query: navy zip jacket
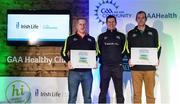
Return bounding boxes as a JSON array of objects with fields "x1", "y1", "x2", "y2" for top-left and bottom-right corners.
[
  {"x1": 97, "y1": 29, "x2": 126, "y2": 65},
  {"x1": 61, "y1": 33, "x2": 96, "y2": 71},
  {"x1": 127, "y1": 25, "x2": 161, "y2": 71}
]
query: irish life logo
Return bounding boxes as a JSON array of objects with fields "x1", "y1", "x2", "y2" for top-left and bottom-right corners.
[{"x1": 5, "y1": 80, "x2": 31, "y2": 104}]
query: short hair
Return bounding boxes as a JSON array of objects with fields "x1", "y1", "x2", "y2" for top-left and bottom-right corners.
[
  {"x1": 136, "y1": 11, "x2": 147, "y2": 21},
  {"x1": 106, "y1": 15, "x2": 117, "y2": 23},
  {"x1": 77, "y1": 17, "x2": 86, "y2": 23}
]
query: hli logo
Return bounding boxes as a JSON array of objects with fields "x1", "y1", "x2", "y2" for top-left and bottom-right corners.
[{"x1": 5, "y1": 80, "x2": 31, "y2": 104}]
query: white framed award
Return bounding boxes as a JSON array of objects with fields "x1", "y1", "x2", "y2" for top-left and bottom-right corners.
[
  {"x1": 70, "y1": 50, "x2": 96, "y2": 68},
  {"x1": 131, "y1": 48, "x2": 158, "y2": 65}
]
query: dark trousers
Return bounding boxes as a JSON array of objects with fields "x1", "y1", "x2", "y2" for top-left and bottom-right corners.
[{"x1": 98, "y1": 64, "x2": 124, "y2": 103}]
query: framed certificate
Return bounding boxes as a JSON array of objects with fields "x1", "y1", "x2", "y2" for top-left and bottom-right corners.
[
  {"x1": 131, "y1": 48, "x2": 158, "y2": 65},
  {"x1": 70, "y1": 50, "x2": 96, "y2": 68}
]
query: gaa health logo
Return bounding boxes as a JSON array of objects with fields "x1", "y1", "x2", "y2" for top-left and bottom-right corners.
[{"x1": 5, "y1": 80, "x2": 31, "y2": 104}]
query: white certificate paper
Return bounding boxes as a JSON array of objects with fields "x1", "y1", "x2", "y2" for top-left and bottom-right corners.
[
  {"x1": 70, "y1": 50, "x2": 96, "y2": 68},
  {"x1": 131, "y1": 48, "x2": 158, "y2": 65}
]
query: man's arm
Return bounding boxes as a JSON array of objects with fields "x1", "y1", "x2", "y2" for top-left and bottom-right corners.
[
  {"x1": 96, "y1": 35, "x2": 102, "y2": 57},
  {"x1": 61, "y1": 37, "x2": 70, "y2": 63},
  {"x1": 121, "y1": 34, "x2": 126, "y2": 58},
  {"x1": 126, "y1": 32, "x2": 131, "y2": 59},
  {"x1": 154, "y1": 29, "x2": 161, "y2": 59},
  {"x1": 127, "y1": 32, "x2": 135, "y2": 67}
]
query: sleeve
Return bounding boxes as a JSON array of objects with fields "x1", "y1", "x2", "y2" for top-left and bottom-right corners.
[
  {"x1": 121, "y1": 34, "x2": 126, "y2": 58},
  {"x1": 92, "y1": 38, "x2": 96, "y2": 50},
  {"x1": 126, "y1": 32, "x2": 131, "y2": 59},
  {"x1": 90, "y1": 37, "x2": 98, "y2": 61},
  {"x1": 61, "y1": 37, "x2": 70, "y2": 63},
  {"x1": 154, "y1": 29, "x2": 161, "y2": 59},
  {"x1": 96, "y1": 35, "x2": 102, "y2": 57}
]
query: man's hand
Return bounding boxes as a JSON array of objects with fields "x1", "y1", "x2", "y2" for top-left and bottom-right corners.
[
  {"x1": 128, "y1": 59, "x2": 135, "y2": 67},
  {"x1": 67, "y1": 61, "x2": 73, "y2": 69},
  {"x1": 93, "y1": 62, "x2": 98, "y2": 69},
  {"x1": 155, "y1": 60, "x2": 160, "y2": 66}
]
